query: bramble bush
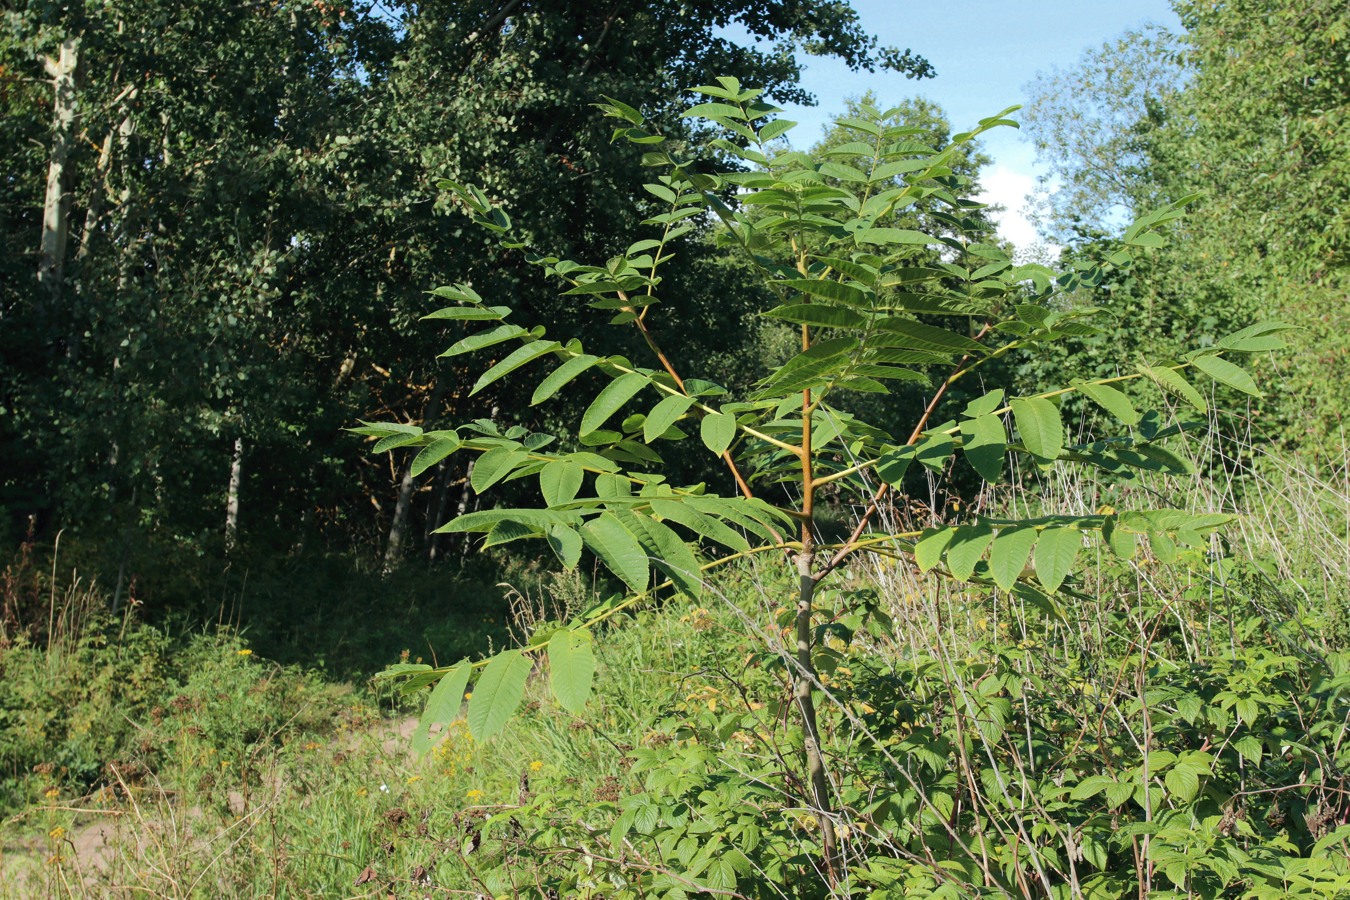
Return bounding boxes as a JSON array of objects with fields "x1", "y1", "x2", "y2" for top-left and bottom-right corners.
[{"x1": 359, "y1": 80, "x2": 1318, "y2": 894}]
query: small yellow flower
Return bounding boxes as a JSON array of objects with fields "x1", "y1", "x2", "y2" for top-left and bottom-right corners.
[
  {"x1": 48, "y1": 826, "x2": 65, "y2": 840},
  {"x1": 406, "y1": 776, "x2": 422, "y2": 785},
  {"x1": 464, "y1": 692, "x2": 472, "y2": 700},
  {"x1": 465, "y1": 789, "x2": 484, "y2": 800},
  {"x1": 356, "y1": 787, "x2": 367, "y2": 797},
  {"x1": 528, "y1": 761, "x2": 543, "y2": 772},
  {"x1": 44, "y1": 788, "x2": 59, "y2": 799},
  {"x1": 237, "y1": 649, "x2": 253, "y2": 656}
]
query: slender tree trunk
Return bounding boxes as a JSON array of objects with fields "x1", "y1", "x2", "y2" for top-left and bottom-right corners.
[
  {"x1": 425, "y1": 459, "x2": 453, "y2": 562},
  {"x1": 383, "y1": 378, "x2": 445, "y2": 570},
  {"x1": 38, "y1": 36, "x2": 81, "y2": 317},
  {"x1": 225, "y1": 437, "x2": 243, "y2": 553},
  {"x1": 70, "y1": 89, "x2": 136, "y2": 363},
  {"x1": 453, "y1": 456, "x2": 476, "y2": 558},
  {"x1": 795, "y1": 550, "x2": 839, "y2": 879}
]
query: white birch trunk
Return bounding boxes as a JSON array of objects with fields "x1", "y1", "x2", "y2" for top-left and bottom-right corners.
[
  {"x1": 225, "y1": 437, "x2": 243, "y2": 553},
  {"x1": 38, "y1": 37, "x2": 81, "y2": 309}
]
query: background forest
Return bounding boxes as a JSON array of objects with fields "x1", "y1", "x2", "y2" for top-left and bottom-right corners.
[{"x1": 0, "y1": 0, "x2": 1348, "y2": 896}]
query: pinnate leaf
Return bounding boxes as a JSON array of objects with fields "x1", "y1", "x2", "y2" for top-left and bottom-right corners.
[
  {"x1": 960, "y1": 414, "x2": 1005, "y2": 483},
  {"x1": 412, "y1": 661, "x2": 471, "y2": 756},
  {"x1": 1011, "y1": 397, "x2": 1063, "y2": 460},
  {"x1": 1191, "y1": 354, "x2": 1261, "y2": 396},
  {"x1": 467, "y1": 650, "x2": 532, "y2": 740},
  {"x1": 1033, "y1": 527, "x2": 1080, "y2": 593},
  {"x1": 411, "y1": 437, "x2": 459, "y2": 476},
  {"x1": 532, "y1": 355, "x2": 599, "y2": 405},
  {"x1": 1074, "y1": 380, "x2": 1140, "y2": 426},
  {"x1": 946, "y1": 523, "x2": 994, "y2": 581},
  {"x1": 644, "y1": 394, "x2": 695, "y2": 443},
  {"x1": 700, "y1": 411, "x2": 736, "y2": 456},
  {"x1": 581, "y1": 373, "x2": 650, "y2": 436},
  {"x1": 989, "y1": 527, "x2": 1037, "y2": 591},
  {"x1": 539, "y1": 460, "x2": 584, "y2": 507},
  {"x1": 548, "y1": 629, "x2": 595, "y2": 715},
  {"x1": 581, "y1": 513, "x2": 649, "y2": 592}
]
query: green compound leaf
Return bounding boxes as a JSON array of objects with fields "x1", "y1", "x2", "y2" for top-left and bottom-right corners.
[
  {"x1": 412, "y1": 661, "x2": 471, "y2": 757},
  {"x1": 648, "y1": 498, "x2": 749, "y2": 553},
  {"x1": 1033, "y1": 527, "x2": 1081, "y2": 593},
  {"x1": 539, "y1": 460, "x2": 585, "y2": 507},
  {"x1": 548, "y1": 628, "x2": 595, "y2": 715},
  {"x1": 423, "y1": 305, "x2": 509, "y2": 321},
  {"x1": 632, "y1": 517, "x2": 703, "y2": 599},
  {"x1": 471, "y1": 341, "x2": 561, "y2": 396},
  {"x1": 532, "y1": 354, "x2": 599, "y2": 405},
  {"x1": 763, "y1": 304, "x2": 868, "y2": 329},
  {"x1": 1138, "y1": 364, "x2": 1207, "y2": 414},
  {"x1": 914, "y1": 527, "x2": 955, "y2": 573},
  {"x1": 1011, "y1": 397, "x2": 1063, "y2": 460},
  {"x1": 1103, "y1": 517, "x2": 1138, "y2": 560},
  {"x1": 960, "y1": 414, "x2": 1006, "y2": 484},
  {"x1": 372, "y1": 431, "x2": 423, "y2": 453},
  {"x1": 644, "y1": 394, "x2": 695, "y2": 443},
  {"x1": 988, "y1": 526, "x2": 1038, "y2": 592},
  {"x1": 470, "y1": 447, "x2": 528, "y2": 493},
  {"x1": 946, "y1": 522, "x2": 995, "y2": 582},
  {"x1": 1074, "y1": 380, "x2": 1141, "y2": 426},
  {"x1": 441, "y1": 324, "x2": 527, "y2": 357},
  {"x1": 581, "y1": 512, "x2": 650, "y2": 593},
  {"x1": 876, "y1": 444, "x2": 917, "y2": 486},
  {"x1": 411, "y1": 436, "x2": 460, "y2": 477},
  {"x1": 962, "y1": 389, "x2": 1005, "y2": 419},
  {"x1": 466, "y1": 650, "x2": 532, "y2": 740},
  {"x1": 700, "y1": 410, "x2": 737, "y2": 456},
  {"x1": 545, "y1": 524, "x2": 583, "y2": 569},
  {"x1": 1191, "y1": 353, "x2": 1261, "y2": 397},
  {"x1": 581, "y1": 372, "x2": 651, "y2": 436},
  {"x1": 777, "y1": 279, "x2": 871, "y2": 308}
]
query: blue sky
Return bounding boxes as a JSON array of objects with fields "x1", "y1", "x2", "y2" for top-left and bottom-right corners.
[{"x1": 731, "y1": 1, "x2": 1181, "y2": 249}]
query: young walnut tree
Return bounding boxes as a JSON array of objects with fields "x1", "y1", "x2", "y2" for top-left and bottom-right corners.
[{"x1": 360, "y1": 79, "x2": 1286, "y2": 880}]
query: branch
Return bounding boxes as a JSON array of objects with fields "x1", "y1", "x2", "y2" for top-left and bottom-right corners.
[{"x1": 814, "y1": 321, "x2": 994, "y2": 581}]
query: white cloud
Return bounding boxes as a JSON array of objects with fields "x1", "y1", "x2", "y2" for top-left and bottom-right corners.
[{"x1": 975, "y1": 163, "x2": 1050, "y2": 256}]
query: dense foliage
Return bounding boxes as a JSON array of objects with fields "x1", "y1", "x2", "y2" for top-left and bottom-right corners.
[
  {"x1": 2, "y1": 1, "x2": 1348, "y2": 897},
  {"x1": 1021, "y1": 0, "x2": 1350, "y2": 457},
  {"x1": 0, "y1": 0, "x2": 930, "y2": 571}
]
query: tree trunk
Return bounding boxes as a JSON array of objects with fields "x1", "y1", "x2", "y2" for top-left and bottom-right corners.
[
  {"x1": 425, "y1": 459, "x2": 454, "y2": 562},
  {"x1": 383, "y1": 378, "x2": 445, "y2": 570},
  {"x1": 38, "y1": 36, "x2": 81, "y2": 316},
  {"x1": 454, "y1": 403, "x2": 496, "y2": 557},
  {"x1": 70, "y1": 88, "x2": 136, "y2": 363},
  {"x1": 225, "y1": 437, "x2": 243, "y2": 553},
  {"x1": 794, "y1": 549, "x2": 839, "y2": 880}
]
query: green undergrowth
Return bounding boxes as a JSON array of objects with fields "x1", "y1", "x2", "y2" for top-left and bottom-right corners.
[
  {"x1": 3, "y1": 458, "x2": 1349, "y2": 897},
  {"x1": 3, "y1": 549, "x2": 1348, "y2": 897}
]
